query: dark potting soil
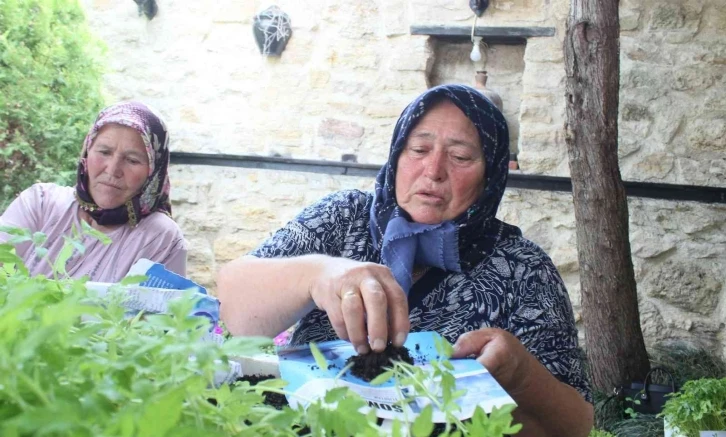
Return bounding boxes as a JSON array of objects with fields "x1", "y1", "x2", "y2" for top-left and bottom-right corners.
[
  {"x1": 235, "y1": 374, "x2": 289, "y2": 409},
  {"x1": 345, "y1": 344, "x2": 414, "y2": 382},
  {"x1": 215, "y1": 370, "x2": 463, "y2": 435},
  {"x1": 431, "y1": 422, "x2": 474, "y2": 436}
]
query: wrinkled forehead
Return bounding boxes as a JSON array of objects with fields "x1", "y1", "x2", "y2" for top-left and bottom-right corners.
[
  {"x1": 83, "y1": 101, "x2": 169, "y2": 174},
  {"x1": 387, "y1": 85, "x2": 509, "y2": 190},
  {"x1": 395, "y1": 95, "x2": 491, "y2": 163},
  {"x1": 91, "y1": 123, "x2": 146, "y2": 151},
  {"x1": 405, "y1": 98, "x2": 482, "y2": 148},
  {"x1": 86, "y1": 117, "x2": 149, "y2": 157}
]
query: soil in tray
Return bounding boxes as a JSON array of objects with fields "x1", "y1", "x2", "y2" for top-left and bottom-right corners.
[
  {"x1": 214, "y1": 370, "x2": 462, "y2": 436},
  {"x1": 345, "y1": 343, "x2": 414, "y2": 382},
  {"x1": 208, "y1": 374, "x2": 288, "y2": 409}
]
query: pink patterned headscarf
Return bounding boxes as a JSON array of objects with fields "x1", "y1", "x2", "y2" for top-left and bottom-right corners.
[{"x1": 75, "y1": 101, "x2": 172, "y2": 227}]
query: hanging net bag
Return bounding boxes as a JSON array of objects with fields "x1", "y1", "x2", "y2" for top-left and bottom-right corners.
[{"x1": 253, "y1": 5, "x2": 292, "y2": 57}]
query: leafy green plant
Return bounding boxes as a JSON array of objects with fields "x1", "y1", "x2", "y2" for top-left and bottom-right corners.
[
  {"x1": 593, "y1": 345, "x2": 726, "y2": 437},
  {"x1": 0, "y1": 0, "x2": 105, "y2": 209},
  {"x1": 623, "y1": 396, "x2": 640, "y2": 419},
  {"x1": 660, "y1": 378, "x2": 726, "y2": 437},
  {"x1": 0, "y1": 231, "x2": 285, "y2": 436},
  {"x1": 0, "y1": 229, "x2": 521, "y2": 436},
  {"x1": 365, "y1": 336, "x2": 522, "y2": 437}
]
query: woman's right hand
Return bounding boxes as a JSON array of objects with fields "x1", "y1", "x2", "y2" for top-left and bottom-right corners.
[{"x1": 309, "y1": 257, "x2": 409, "y2": 354}]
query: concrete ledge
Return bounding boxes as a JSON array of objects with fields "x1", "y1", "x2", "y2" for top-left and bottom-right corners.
[{"x1": 410, "y1": 25, "x2": 556, "y2": 44}]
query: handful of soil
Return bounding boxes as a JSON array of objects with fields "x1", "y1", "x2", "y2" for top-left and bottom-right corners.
[{"x1": 346, "y1": 344, "x2": 414, "y2": 382}]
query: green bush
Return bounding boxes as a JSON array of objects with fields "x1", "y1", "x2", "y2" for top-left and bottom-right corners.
[
  {"x1": 0, "y1": 228, "x2": 521, "y2": 436},
  {"x1": 593, "y1": 345, "x2": 726, "y2": 437},
  {"x1": 0, "y1": 0, "x2": 105, "y2": 209},
  {"x1": 661, "y1": 378, "x2": 726, "y2": 437}
]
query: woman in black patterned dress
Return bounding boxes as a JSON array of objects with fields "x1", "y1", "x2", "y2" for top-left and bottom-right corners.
[{"x1": 218, "y1": 84, "x2": 594, "y2": 436}]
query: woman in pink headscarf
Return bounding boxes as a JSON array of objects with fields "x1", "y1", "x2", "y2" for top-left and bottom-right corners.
[{"x1": 0, "y1": 101, "x2": 187, "y2": 282}]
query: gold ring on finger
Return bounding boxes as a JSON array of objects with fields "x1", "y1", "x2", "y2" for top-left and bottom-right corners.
[{"x1": 342, "y1": 289, "x2": 359, "y2": 299}]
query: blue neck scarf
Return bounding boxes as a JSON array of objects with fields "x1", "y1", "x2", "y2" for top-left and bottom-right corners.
[{"x1": 369, "y1": 84, "x2": 514, "y2": 294}]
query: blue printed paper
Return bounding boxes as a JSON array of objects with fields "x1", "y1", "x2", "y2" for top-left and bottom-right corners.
[
  {"x1": 278, "y1": 331, "x2": 516, "y2": 422},
  {"x1": 128, "y1": 258, "x2": 208, "y2": 294}
]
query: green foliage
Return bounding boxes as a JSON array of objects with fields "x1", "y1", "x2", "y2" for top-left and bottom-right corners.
[
  {"x1": 592, "y1": 391, "x2": 664, "y2": 437},
  {"x1": 0, "y1": 0, "x2": 105, "y2": 209},
  {"x1": 309, "y1": 341, "x2": 328, "y2": 371},
  {"x1": 650, "y1": 344, "x2": 726, "y2": 388},
  {"x1": 609, "y1": 415, "x2": 664, "y2": 437},
  {"x1": 623, "y1": 396, "x2": 640, "y2": 420},
  {"x1": 594, "y1": 345, "x2": 726, "y2": 437},
  {"x1": 0, "y1": 231, "x2": 281, "y2": 436},
  {"x1": 661, "y1": 378, "x2": 726, "y2": 437},
  {"x1": 378, "y1": 351, "x2": 522, "y2": 436},
  {"x1": 0, "y1": 230, "x2": 521, "y2": 436},
  {"x1": 589, "y1": 430, "x2": 616, "y2": 437}
]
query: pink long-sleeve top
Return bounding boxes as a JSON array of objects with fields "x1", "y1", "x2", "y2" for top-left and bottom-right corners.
[{"x1": 0, "y1": 183, "x2": 187, "y2": 282}]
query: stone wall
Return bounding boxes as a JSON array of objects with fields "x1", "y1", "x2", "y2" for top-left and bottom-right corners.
[
  {"x1": 82, "y1": 0, "x2": 726, "y2": 356},
  {"x1": 171, "y1": 165, "x2": 726, "y2": 354},
  {"x1": 170, "y1": 165, "x2": 375, "y2": 289},
  {"x1": 619, "y1": 0, "x2": 726, "y2": 187},
  {"x1": 429, "y1": 42, "x2": 525, "y2": 154},
  {"x1": 498, "y1": 189, "x2": 726, "y2": 352}
]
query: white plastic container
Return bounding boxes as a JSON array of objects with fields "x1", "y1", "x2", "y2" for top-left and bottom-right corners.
[{"x1": 231, "y1": 353, "x2": 281, "y2": 377}]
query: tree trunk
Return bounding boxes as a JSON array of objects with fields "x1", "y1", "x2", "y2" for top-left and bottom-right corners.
[{"x1": 564, "y1": 0, "x2": 651, "y2": 392}]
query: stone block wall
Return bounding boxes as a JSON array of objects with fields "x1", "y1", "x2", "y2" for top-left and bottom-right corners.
[
  {"x1": 170, "y1": 165, "x2": 375, "y2": 289},
  {"x1": 82, "y1": 0, "x2": 726, "y2": 356},
  {"x1": 618, "y1": 0, "x2": 726, "y2": 187},
  {"x1": 429, "y1": 42, "x2": 525, "y2": 154}
]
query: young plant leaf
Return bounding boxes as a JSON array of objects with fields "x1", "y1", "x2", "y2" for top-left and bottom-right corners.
[
  {"x1": 412, "y1": 404, "x2": 434, "y2": 437},
  {"x1": 81, "y1": 220, "x2": 112, "y2": 245},
  {"x1": 32, "y1": 232, "x2": 47, "y2": 246},
  {"x1": 324, "y1": 386, "x2": 349, "y2": 403},
  {"x1": 0, "y1": 249, "x2": 26, "y2": 274},
  {"x1": 370, "y1": 370, "x2": 395, "y2": 386},
  {"x1": 137, "y1": 386, "x2": 186, "y2": 437},
  {"x1": 52, "y1": 240, "x2": 76, "y2": 276},
  {"x1": 221, "y1": 335, "x2": 272, "y2": 357},
  {"x1": 256, "y1": 378, "x2": 288, "y2": 389},
  {"x1": 434, "y1": 335, "x2": 454, "y2": 359},
  {"x1": 391, "y1": 419, "x2": 403, "y2": 437},
  {"x1": 310, "y1": 342, "x2": 328, "y2": 370},
  {"x1": 71, "y1": 239, "x2": 86, "y2": 255},
  {"x1": 120, "y1": 275, "x2": 148, "y2": 285},
  {"x1": 0, "y1": 226, "x2": 31, "y2": 236}
]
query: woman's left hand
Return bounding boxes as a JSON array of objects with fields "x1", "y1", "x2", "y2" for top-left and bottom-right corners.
[
  {"x1": 451, "y1": 328, "x2": 535, "y2": 394},
  {"x1": 451, "y1": 328, "x2": 594, "y2": 437}
]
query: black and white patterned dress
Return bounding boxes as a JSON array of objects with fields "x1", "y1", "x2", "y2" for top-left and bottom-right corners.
[{"x1": 251, "y1": 189, "x2": 592, "y2": 403}]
